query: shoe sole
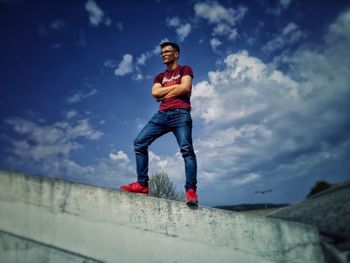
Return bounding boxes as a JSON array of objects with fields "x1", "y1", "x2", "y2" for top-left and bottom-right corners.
[
  {"x1": 120, "y1": 189, "x2": 149, "y2": 195},
  {"x1": 186, "y1": 200, "x2": 198, "y2": 209},
  {"x1": 136, "y1": 192, "x2": 149, "y2": 196}
]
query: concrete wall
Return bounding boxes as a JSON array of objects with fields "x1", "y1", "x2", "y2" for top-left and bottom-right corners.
[
  {"x1": 0, "y1": 231, "x2": 102, "y2": 263},
  {"x1": 268, "y1": 182, "x2": 350, "y2": 245},
  {"x1": 0, "y1": 169, "x2": 325, "y2": 263},
  {"x1": 268, "y1": 182, "x2": 350, "y2": 262}
]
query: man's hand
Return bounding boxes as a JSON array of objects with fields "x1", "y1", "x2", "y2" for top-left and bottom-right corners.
[
  {"x1": 152, "y1": 75, "x2": 192, "y2": 101},
  {"x1": 164, "y1": 75, "x2": 192, "y2": 98},
  {"x1": 152, "y1": 83, "x2": 176, "y2": 101}
]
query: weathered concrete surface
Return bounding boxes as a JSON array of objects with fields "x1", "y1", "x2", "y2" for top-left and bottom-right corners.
[
  {"x1": 0, "y1": 169, "x2": 325, "y2": 263},
  {"x1": 0, "y1": 231, "x2": 102, "y2": 263},
  {"x1": 268, "y1": 181, "x2": 350, "y2": 262}
]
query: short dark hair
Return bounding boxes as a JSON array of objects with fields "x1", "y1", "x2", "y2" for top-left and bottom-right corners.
[{"x1": 160, "y1": 42, "x2": 180, "y2": 53}]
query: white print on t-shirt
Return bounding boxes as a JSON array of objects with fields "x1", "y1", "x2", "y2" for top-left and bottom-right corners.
[{"x1": 162, "y1": 74, "x2": 181, "y2": 85}]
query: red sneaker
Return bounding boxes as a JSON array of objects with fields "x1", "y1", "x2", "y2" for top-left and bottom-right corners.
[
  {"x1": 120, "y1": 182, "x2": 149, "y2": 194},
  {"x1": 186, "y1": 189, "x2": 198, "y2": 207}
]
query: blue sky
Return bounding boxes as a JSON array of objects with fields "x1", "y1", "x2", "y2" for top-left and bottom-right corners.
[{"x1": 1, "y1": 0, "x2": 349, "y2": 206}]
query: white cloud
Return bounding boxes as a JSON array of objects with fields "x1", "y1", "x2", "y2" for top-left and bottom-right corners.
[
  {"x1": 166, "y1": 16, "x2": 180, "y2": 27},
  {"x1": 37, "y1": 19, "x2": 67, "y2": 36},
  {"x1": 114, "y1": 54, "x2": 133, "y2": 76},
  {"x1": 213, "y1": 23, "x2": 238, "y2": 41},
  {"x1": 194, "y1": 2, "x2": 247, "y2": 45},
  {"x1": 194, "y1": 2, "x2": 236, "y2": 25},
  {"x1": 85, "y1": 0, "x2": 111, "y2": 27},
  {"x1": 166, "y1": 17, "x2": 192, "y2": 42},
  {"x1": 229, "y1": 173, "x2": 261, "y2": 187},
  {"x1": 66, "y1": 88, "x2": 98, "y2": 104},
  {"x1": 4, "y1": 118, "x2": 103, "y2": 162},
  {"x1": 136, "y1": 53, "x2": 150, "y2": 66},
  {"x1": 210, "y1": 38, "x2": 222, "y2": 52},
  {"x1": 148, "y1": 151, "x2": 184, "y2": 183},
  {"x1": 135, "y1": 39, "x2": 169, "y2": 67},
  {"x1": 266, "y1": 0, "x2": 294, "y2": 16},
  {"x1": 279, "y1": 0, "x2": 293, "y2": 9},
  {"x1": 109, "y1": 150, "x2": 130, "y2": 163},
  {"x1": 282, "y1": 22, "x2": 298, "y2": 35},
  {"x1": 85, "y1": 0, "x2": 103, "y2": 26},
  {"x1": 176, "y1": 23, "x2": 192, "y2": 42},
  {"x1": 113, "y1": 38, "x2": 169, "y2": 80},
  {"x1": 262, "y1": 22, "x2": 304, "y2": 53},
  {"x1": 196, "y1": 49, "x2": 298, "y2": 125},
  {"x1": 189, "y1": 9, "x2": 350, "y2": 198},
  {"x1": 326, "y1": 8, "x2": 350, "y2": 43},
  {"x1": 2, "y1": 117, "x2": 135, "y2": 188},
  {"x1": 104, "y1": 59, "x2": 117, "y2": 68},
  {"x1": 132, "y1": 73, "x2": 144, "y2": 81},
  {"x1": 4, "y1": 8, "x2": 349, "y2": 200},
  {"x1": 50, "y1": 19, "x2": 65, "y2": 31},
  {"x1": 70, "y1": 119, "x2": 103, "y2": 140},
  {"x1": 194, "y1": 3, "x2": 247, "y2": 25},
  {"x1": 66, "y1": 110, "x2": 78, "y2": 119}
]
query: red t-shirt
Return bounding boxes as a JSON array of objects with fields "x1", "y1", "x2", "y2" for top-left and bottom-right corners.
[{"x1": 153, "y1": 65, "x2": 193, "y2": 111}]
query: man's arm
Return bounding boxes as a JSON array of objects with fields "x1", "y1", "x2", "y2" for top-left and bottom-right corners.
[
  {"x1": 152, "y1": 75, "x2": 192, "y2": 101},
  {"x1": 165, "y1": 75, "x2": 192, "y2": 98},
  {"x1": 152, "y1": 83, "x2": 176, "y2": 100}
]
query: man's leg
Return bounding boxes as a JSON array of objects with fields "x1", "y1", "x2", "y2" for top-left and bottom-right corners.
[
  {"x1": 134, "y1": 112, "x2": 168, "y2": 186},
  {"x1": 171, "y1": 111, "x2": 197, "y2": 192}
]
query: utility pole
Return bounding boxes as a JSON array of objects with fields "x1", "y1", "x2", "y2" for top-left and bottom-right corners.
[{"x1": 255, "y1": 189, "x2": 272, "y2": 209}]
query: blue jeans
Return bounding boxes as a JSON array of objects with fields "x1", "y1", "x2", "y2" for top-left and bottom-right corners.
[{"x1": 134, "y1": 108, "x2": 197, "y2": 191}]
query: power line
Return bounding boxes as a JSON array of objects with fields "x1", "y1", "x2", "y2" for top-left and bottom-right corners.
[{"x1": 255, "y1": 189, "x2": 272, "y2": 209}]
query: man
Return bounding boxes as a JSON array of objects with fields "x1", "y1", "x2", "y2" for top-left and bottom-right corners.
[{"x1": 120, "y1": 42, "x2": 198, "y2": 207}]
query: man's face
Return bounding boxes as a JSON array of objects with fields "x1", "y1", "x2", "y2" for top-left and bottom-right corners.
[{"x1": 160, "y1": 46, "x2": 178, "y2": 65}]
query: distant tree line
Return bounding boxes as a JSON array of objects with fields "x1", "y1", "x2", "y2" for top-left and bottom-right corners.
[
  {"x1": 149, "y1": 174, "x2": 334, "y2": 205},
  {"x1": 307, "y1": 180, "x2": 333, "y2": 197}
]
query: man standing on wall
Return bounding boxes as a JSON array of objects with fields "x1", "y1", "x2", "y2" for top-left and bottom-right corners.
[{"x1": 120, "y1": 42, "x2": 198, "y2": 207}]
